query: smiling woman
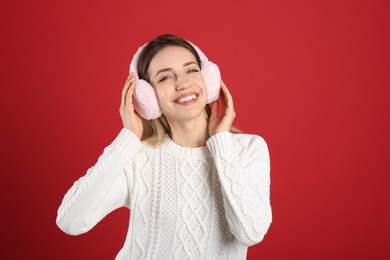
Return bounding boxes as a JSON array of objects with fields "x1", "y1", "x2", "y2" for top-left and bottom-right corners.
[{"x1": 56, "y1": 34, "x2": 272, "y2": 259}]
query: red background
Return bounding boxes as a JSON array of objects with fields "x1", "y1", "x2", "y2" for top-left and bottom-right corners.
[{"x1": 1, "y1": 0, "x2": 389, "y2": 259}]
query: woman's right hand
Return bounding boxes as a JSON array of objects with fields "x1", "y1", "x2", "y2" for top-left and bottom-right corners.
[{"x1": 119, "y1": 73, "x2": 143, "y2": 139}]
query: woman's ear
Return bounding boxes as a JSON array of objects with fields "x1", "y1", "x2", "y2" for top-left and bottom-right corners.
[
  {"x1": 129, "y1": 44, "x2": 162, "y2": 120},
  {"x1": 201, "y1": 61, "x2": 221, "y2": 103},
  {"x1": 133, "y1": 79, "x2": 162, "y2": 120}
]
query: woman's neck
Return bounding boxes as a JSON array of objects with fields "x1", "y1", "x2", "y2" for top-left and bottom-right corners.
[{"x1": 167, "y1": 115, "x2": 209, "y2": 148}]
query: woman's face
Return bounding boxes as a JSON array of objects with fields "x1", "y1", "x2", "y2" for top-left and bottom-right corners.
[{"x1": 148, "y1": 46, "x2": 208, "y2": 123}]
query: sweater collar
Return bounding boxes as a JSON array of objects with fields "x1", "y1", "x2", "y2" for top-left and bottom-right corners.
[{"x1": 162, "y1": 136, "x2": 212, "y2": 158}]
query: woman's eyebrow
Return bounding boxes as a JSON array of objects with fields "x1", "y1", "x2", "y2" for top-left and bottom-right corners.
[
  {"x1": 183, "y1": 61, "x2": 198, "y2": 67},
  {"x1": 155, "y1": 68, "x2": 172, "y2": 79}
]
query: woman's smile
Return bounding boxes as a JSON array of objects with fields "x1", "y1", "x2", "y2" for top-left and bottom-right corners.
[{"x1": 174, "y1": 92, "x2": 199, "y2": 105}]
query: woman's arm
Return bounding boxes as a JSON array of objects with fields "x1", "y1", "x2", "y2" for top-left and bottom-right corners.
[
  {"x1": 56, "y1": 128, "x2": 142, "y2": 235},
  {"x1": 57, "y1": 74, "x2": 144, "y2": 235},
  {"x1": 207, "y1": 132, "x2": 272, "y2": 246}
]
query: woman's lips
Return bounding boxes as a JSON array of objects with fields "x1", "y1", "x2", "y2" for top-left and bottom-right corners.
[{"x1": 174, "y1": 92, "x2": 199, "y2": 104}]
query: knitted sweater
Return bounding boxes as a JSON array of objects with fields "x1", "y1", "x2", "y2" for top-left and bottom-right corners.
[{"x1": 56, "y1": 129, "x2": 272, "y2": 260}]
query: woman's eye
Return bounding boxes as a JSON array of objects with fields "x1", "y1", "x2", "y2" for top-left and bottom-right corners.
[
  {"x1": 188, "y1": 69, "x2": 200, "y2": 73},
  {"x1": 159, "y1": 76, "x2": 170, "y2": 82}
]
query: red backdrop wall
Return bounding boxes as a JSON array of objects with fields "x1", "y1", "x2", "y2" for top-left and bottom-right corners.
[{"x1": 1, "y1": 0, "x2": 389, "y2": 259}]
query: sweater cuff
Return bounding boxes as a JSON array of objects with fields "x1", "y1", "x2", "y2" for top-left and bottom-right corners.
[
  {"x1": 206, "y1": 131, "x2": 234, "y2": 157},
  {"x1": 110, "y1": 128, "x2": 142, "y2": 160}
]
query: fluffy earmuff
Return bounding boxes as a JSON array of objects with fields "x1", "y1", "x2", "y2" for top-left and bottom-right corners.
[{"x1": 129, "y1": 41, "x2": 221, "y2": 120}]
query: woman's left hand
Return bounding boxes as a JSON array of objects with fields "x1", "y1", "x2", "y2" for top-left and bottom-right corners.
[{"x1": 208, "y1": 79, "x2": 236, "y2": 136}]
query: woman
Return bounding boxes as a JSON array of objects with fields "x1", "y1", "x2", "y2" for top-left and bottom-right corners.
[{"x1": 56, "y1": 34, "x2": 272, "y2": 259}]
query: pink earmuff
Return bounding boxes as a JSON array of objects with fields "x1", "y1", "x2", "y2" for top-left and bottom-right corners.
[{"x1": 129, "y1": 41, "x2": 221, "y2": 120}]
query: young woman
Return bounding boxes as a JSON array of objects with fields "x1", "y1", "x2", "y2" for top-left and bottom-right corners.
[{"x1": 56, "y1": 34, "x2": 272, "y2": 260}]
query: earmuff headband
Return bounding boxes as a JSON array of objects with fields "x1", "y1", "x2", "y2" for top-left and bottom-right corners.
[{"x1": 128, "y1": 40, "x2": 221, "y2": 120}]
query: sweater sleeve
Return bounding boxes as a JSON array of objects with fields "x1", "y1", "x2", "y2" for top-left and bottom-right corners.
[
  {"x1": 56, "y1": 128, "x2": 142, "y2": 235},
  {"x1": 206, "y1": 131, "x2": 272, "y2": 246}
]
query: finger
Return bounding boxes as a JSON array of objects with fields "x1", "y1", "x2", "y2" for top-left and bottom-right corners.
[
  {"x1": 126, "y1": 78, "x2": 136, "y2": 107},
  {"x1": 220, "y1": 80, "x2": 231, "y2": 100},
  {"x1": 220, "y1": 80, "x2": 234, "y2": 111},
  {"x1": 123, "y1": 75, "x2": 136, "y2": 106},
  {"x1": 121, "y1": 75, "x2": 132, "y2": 106},
  {"x1": 209, "y1": 100, "x2": 219, "y2": 120}
]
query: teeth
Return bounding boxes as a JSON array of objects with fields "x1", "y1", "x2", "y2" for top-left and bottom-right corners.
[{"x1": 177, "y1": 94, "x2": 197, "y2": 103}]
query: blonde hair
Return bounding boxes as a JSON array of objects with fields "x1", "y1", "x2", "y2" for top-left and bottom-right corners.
[{"x1": 141, "y1": 105, "x2": 240, "y2": 146}]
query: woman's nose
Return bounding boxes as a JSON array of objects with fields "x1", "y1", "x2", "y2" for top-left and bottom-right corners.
[{"x1": 175, "y1": 75, "x2": 190, "y2": 90}]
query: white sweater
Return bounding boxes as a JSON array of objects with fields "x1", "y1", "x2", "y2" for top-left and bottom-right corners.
[{"x1": 56, "y1": 129, "x2": 272, "y2": 260}]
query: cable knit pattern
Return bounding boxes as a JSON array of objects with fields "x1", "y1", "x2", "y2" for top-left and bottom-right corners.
[
  {"x1": 56, "y1": 129, "x2": 271, "y2": 259},
  {"x1": 206, "y1": 132, "x2": 272, "y2": 246}
]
